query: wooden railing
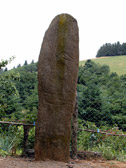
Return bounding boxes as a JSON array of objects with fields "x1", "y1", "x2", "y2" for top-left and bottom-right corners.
[
  {"x1": 0, "y1": 121, "x2": 35, "y2": 156},
  {"x1": 1, "y1": 120, "x2": 125, "y2": 157},
  {"x1": 78, "y1": 128, "x2": 126, "y2": 137}
]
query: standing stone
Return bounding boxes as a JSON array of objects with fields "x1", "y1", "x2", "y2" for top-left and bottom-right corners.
[
  {"x1": 35, "y1": 13, "x2": 79, "y2": 162},
  {"x1": 71, "y1": 91, "x2": 78, "y2": 159}
]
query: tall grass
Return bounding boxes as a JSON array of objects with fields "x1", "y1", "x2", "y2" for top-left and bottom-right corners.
[{"x1": 0, "y1": 125, "x2": 23, "y2": 156}]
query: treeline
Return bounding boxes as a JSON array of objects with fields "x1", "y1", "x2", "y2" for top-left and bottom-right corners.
[
  {"x1": 1, "y1": 60, "x2": 126, "y2": 130},
  {"x1": 96, "y1": 42, "x2": 126, "y2": 57}
]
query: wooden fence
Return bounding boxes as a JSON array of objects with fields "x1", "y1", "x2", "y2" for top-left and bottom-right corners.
[
  {"x1": 0, "y1": 121, "x2": 35, "y2": 156},
  {"x1": 0, "y1": 121, "x2": 126, "y2": 158},
  {"x1": 78, "y1": 128, "x2": 126, "y2": 137}
]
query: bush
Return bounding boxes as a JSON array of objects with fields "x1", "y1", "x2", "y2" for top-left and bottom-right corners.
[{"x1": 78, "y1": 120, "x2": 126, "y2": 161}]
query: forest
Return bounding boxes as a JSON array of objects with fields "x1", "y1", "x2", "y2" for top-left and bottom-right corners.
[
  {"x1": 96, "y1": 41, "x2": 126, "y2": 57},
  {"x1": 1, "y1": 58, "x2": 126, "y2": 160}
]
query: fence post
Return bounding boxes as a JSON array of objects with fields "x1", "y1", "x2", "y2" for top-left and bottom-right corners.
[
  {"x1": 23, "y1": 125, "x2": 31, "y2": 156},
  {"x1": 71, "y1": 91, "x2": 78, "y2": 159}
]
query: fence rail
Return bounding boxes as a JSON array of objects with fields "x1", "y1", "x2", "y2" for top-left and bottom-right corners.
[
  {"x1": 1, "y1": 120, "x2": 126, "y2": 157},
  {"x1": 78, "y1": 128, "x2": 126, "y2": 137},
  {"x1": 0, "y1": 120, "x2": 35, "y2": 156},
  {"x1": 0, "y1": 121, "x2": 34, "y2": 126}
]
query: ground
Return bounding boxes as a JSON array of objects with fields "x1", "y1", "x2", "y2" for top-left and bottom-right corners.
[{"x1": 0, "y1": 157, "x2": 126, "y2": 168}]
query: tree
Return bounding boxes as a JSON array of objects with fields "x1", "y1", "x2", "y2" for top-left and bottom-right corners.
[
  {"x1": 0, "y1": 61, "x2": 38, "y2": 122},
  {"x1": 96, "y1": 42, "x2": 126, "y2": 57},
  {"x1": 31, "y1": 60, "x2": 34, "y2": 64},
  {"x1": 0, "y1": 57, "x2": 20, "y2": 119},
  {"x1": 24, "y1": 60, "x2": 28, "y2": 66},
  {"x1": 0, "y1": 57, "x2": 15, "y2": 69},
  {"x1": 17, "y1": 64, "x2": 21, "y2": 68},
  {"x1": 77, "y1": 60, "x2": 112, "y2": 127},
  {"x1": 78, "y1": 82, "x2": 102, "y2": 125}
]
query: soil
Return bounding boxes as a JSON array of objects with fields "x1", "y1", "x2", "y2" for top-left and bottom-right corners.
[{"x1": 0, "y1": 157, "x2": 126, "y2": 168}]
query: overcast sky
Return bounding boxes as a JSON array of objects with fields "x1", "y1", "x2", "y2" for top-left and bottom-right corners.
[{"x1": 0, "y1": 0, "x2": 126, "y2": 69}]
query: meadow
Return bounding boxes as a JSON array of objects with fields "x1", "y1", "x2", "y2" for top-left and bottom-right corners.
[{"x1": 80, "y1": 55, "x2": 126, "y2": 76}]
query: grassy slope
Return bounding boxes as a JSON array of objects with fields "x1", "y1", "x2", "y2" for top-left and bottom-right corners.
[{"x1": 80, "y1": 55, "x2": 126, "y2": 76}]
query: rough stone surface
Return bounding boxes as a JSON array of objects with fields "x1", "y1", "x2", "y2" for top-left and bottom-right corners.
[{"x1": 35, "y1": 13, "x2": 79, "y2": 162}]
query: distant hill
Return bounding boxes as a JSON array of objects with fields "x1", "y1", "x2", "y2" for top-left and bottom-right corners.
[{"x1": 79, "y1": 55, "x2": 126, "y2": 76}]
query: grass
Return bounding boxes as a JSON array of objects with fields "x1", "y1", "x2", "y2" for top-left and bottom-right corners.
[{"x1": 80, "y1": 55, "x2": 126, "y2": 76}]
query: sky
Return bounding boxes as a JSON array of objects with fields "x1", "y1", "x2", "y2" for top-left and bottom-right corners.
[{"x1": 0, "y1": 0, "x2": 126, "y2": 69}]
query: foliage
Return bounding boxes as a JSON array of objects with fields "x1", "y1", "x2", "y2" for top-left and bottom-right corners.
[
  {"x1": 78, "y1": 120, "x2": 126, "y2": 161},
  {"x1": 2, "y1": 58, "x2": 126, "y2": 129},
  {"x1": 13, "y1": 62, "x2": 38, "y2": 122},
  {"x1": 78, "y1": 60, "x2": 109, "y2": 126},
  {"x1": 0, "y1": 149, "x2": 8, "y2": 157},
  {"x1": 0, "y1": 57, "x2": 20, "y2": 119},
  {"x1": 1, "y1": 57, "x2": 126, "y2": 160},
  {"x1": 96, "y1": 42, "x2": 126, "y2": 57},
  {"x1": 27, "y1": 127, "x2": 35, "y2": 149},
  {"x1": 0, "y1": 59, "x2": 37, "y2": 155},
  {"x1": 0, "y1": 125, "x2": 24, "y2": 155},
  {"x1": 0, "y1": 56, "x2": 15, "y2": 69},
  {"x1": 24, "y1": 60, "x2": 28, "y2": 66},
  {"x1": 0, "y1": 61, "x2": 38, "y2": 122},
  {"x1": 78, "y1": 59, "x2": 126, "y2": 130},
  {"x1": 77, "y1": 60, "x2": 126, "y2": 160}
]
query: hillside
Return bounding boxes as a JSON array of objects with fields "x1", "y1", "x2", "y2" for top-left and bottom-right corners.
[{"x1": 80, "y1": 55, "x2": 126, "y2": 76}]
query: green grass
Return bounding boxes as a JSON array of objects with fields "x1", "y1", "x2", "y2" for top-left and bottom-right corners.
[{"x1": 80, "y1": 55, "x2": 126, "y2": 76}]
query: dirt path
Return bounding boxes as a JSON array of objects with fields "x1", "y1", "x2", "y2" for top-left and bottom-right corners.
[{"x1": 0, "y1": 157, "x2": 126, "y2": 168}]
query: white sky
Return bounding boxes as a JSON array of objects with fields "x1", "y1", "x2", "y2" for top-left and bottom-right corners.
[{"x1": 0, "y1": 0, "x2": 126, "y2": 69}]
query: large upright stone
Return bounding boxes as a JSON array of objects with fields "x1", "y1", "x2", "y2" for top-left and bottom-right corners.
[{"x1": 35, "y1": 14, "x2": 79, "y2": 162}]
